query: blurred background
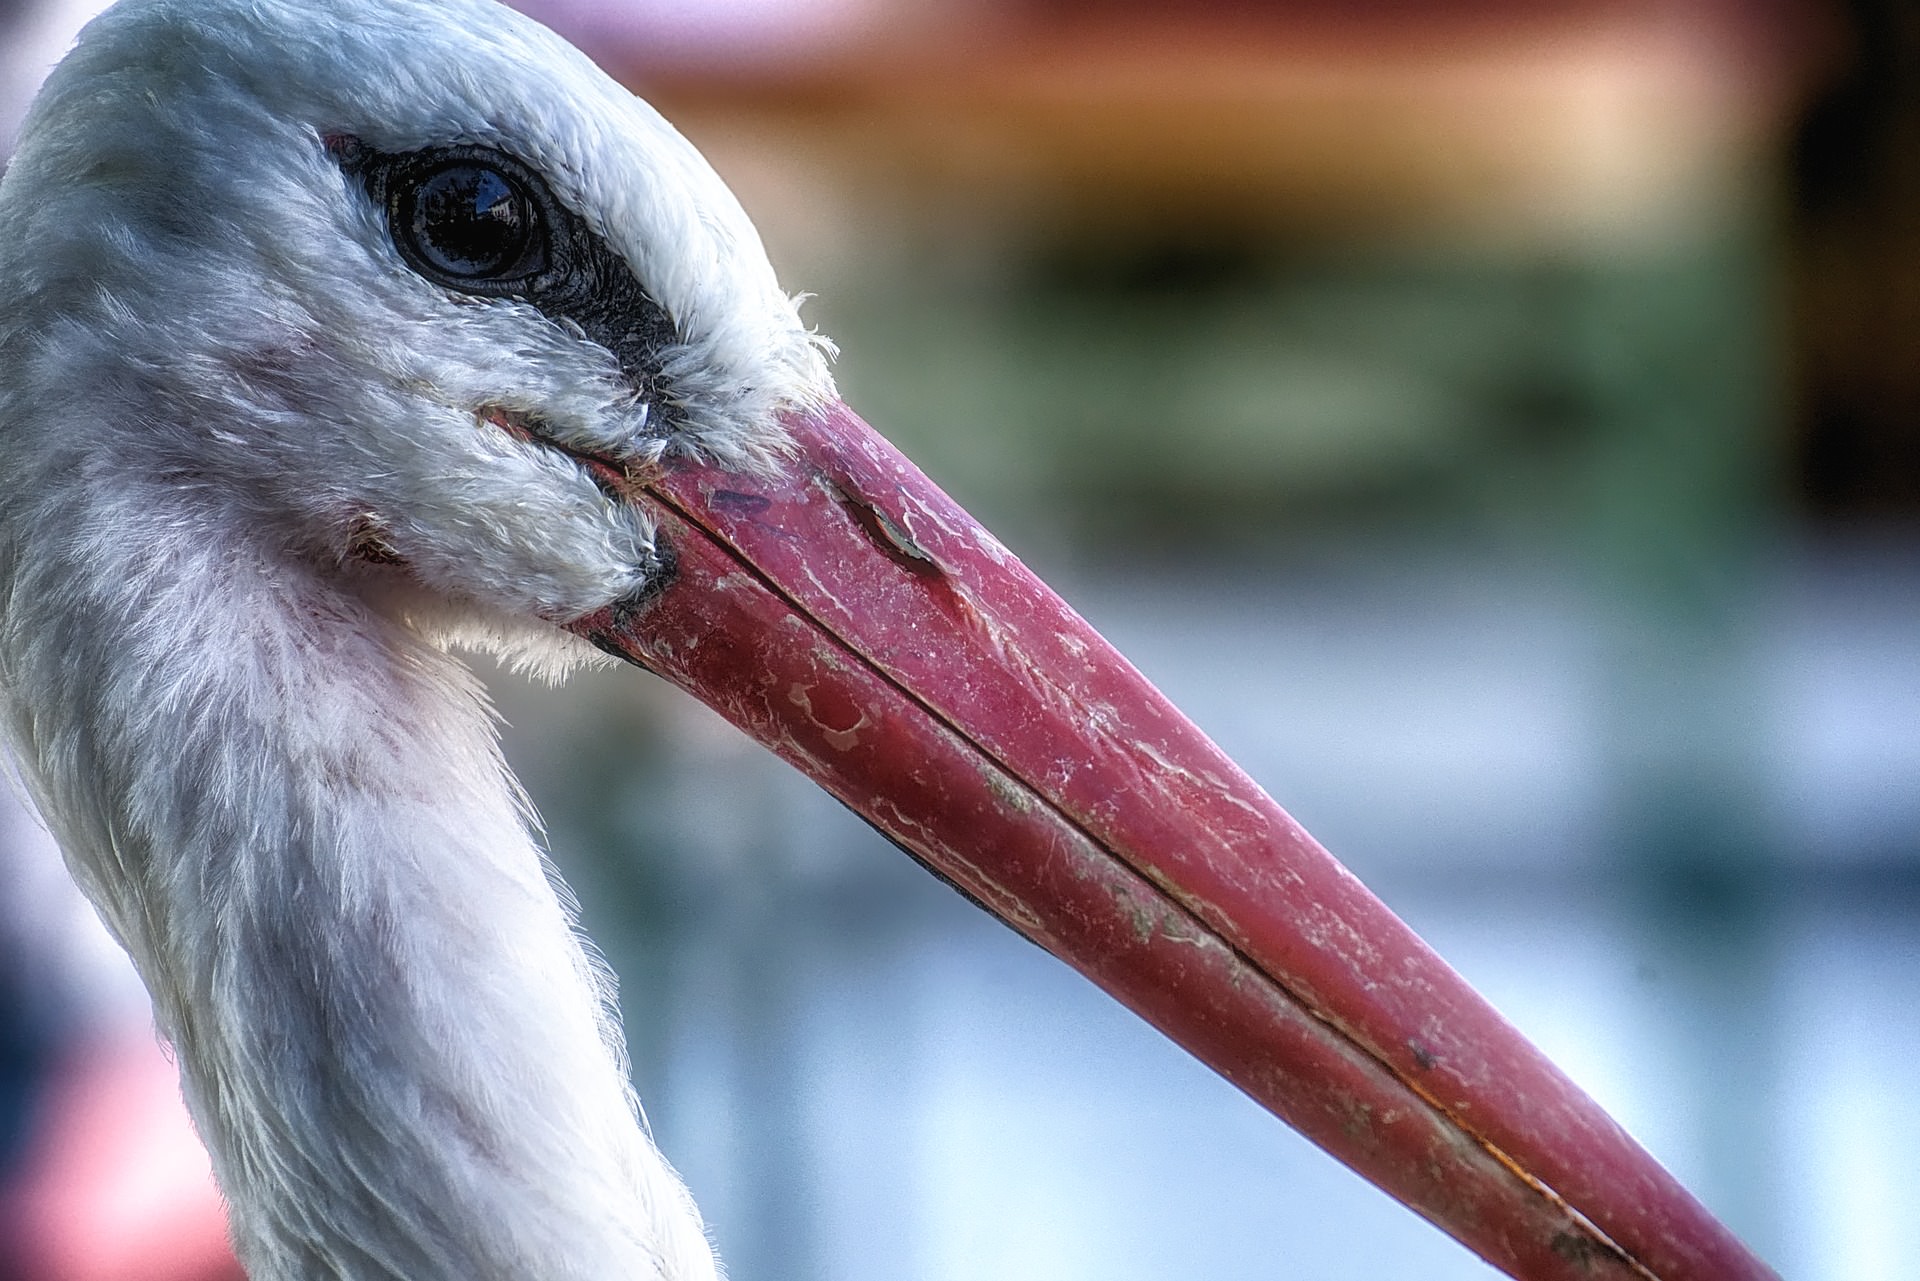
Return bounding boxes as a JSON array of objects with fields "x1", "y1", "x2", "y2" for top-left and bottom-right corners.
[{"x1": 3, "y1": 0, "x2": 1917, "y2": 1277}]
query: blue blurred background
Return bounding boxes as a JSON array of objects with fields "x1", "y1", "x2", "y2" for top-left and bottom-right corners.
[{"x1": 5, "y1": 0, "x2": 1918, "y2": 1277}]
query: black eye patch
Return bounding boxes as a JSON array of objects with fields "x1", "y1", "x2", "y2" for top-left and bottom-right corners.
[{"x1": 328, "y1": 135, "x2": 681, "y2": 422}]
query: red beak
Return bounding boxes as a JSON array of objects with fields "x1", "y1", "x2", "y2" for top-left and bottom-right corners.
[{"x1": 572, "y1": 400, "x2": 1776, "y2": 1281}]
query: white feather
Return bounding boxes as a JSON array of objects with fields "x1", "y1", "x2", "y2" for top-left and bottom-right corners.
[{"x1": 0, "y1": 0, "x2": 837, "y2": 1275}]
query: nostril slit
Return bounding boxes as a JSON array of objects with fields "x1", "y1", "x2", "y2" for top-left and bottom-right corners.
[{"x1": 831, "y1": 479, "x2": 942, "y2": 580}]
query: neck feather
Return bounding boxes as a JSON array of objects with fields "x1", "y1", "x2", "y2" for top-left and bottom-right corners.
[{"x1": 0, "y1": 502, "x2": 716, "y2": 1281}]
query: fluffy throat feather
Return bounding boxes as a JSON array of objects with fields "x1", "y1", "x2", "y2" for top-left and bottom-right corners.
[{"x1": 6, "y1": 540, "x2": 720, "y2": 1280}]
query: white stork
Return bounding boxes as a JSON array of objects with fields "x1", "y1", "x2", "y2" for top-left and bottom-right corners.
[{"x1": 0, "y1": 2, "x2": 1778, "y2": 1279}]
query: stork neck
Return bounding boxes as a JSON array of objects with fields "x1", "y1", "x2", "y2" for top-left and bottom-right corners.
[{"x1": 1, "y1": 518, "x2": 714, "y2": 1281}]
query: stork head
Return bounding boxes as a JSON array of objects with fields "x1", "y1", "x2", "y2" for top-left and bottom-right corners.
[{"x1": 1, "y1": 0, "x2": 829, "y2": 659}]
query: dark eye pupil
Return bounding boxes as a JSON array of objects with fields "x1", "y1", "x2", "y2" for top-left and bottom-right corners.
[{"x1": 405, "y1": 163, "x2": 537, "y2": 280}]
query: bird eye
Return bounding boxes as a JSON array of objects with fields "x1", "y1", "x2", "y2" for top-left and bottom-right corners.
[
  {"x1": 396, "y1": 161, "x2": 545, "y2": 284},
  {"x1": 341, "y1": 140, "x2": 679, "y2": 383}
]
